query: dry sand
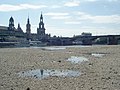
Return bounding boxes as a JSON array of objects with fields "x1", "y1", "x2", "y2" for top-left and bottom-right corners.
[{"x1": 0, "y1": 45, "x2": 120, "y2": 90}]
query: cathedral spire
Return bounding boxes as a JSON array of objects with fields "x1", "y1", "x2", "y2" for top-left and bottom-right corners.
[
  {"x1": 37, "y1": 12, "x2": 46, "y2": 41},
  {"x1": 40, "y1": 12, "x2": 43, "y2": 22},
  {"x1": 27, "y1": 16, "x2": 30, "y2": 24},
  {"x1": 26, "y1": 16, "x2": 31, "y2": 40}
]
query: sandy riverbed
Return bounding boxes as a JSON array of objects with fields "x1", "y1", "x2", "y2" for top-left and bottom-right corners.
[{"x1": 0, "y1": 45, "x2": 120, "y2": 90}]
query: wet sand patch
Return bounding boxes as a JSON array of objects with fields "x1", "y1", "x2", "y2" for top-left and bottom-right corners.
[{"x1": 17, "y1": 69, "x2": 81, "y2": 79}]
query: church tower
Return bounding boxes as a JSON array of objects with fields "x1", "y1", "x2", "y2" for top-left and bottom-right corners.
[
  {"x1": 37, "y1": 12, "x2": 46, "y2": 41},
  {"x1": 26, "y1": 17, "x2": 31, "y2": 40},
  {"x1": 9, "y1": 16, "x2": 15, "y2": 31}
]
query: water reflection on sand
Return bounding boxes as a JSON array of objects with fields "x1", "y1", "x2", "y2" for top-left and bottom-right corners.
[{"x1": 18, "y1": 69, "x2": 81, "y2": 79}]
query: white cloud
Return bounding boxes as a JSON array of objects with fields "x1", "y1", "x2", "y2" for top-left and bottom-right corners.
[
  {"x1": 46, "y1": 11, "x2": 120, "y2": 24},
  {"x1": 20, "y1": 4, "x2": 46, "y2": 9},
  {"x1": 91, "y1": 15, "x2": 120, "y2": 24},
  {"x1": 0, "y1": 4, "x2": 47, "y2": 12},
  {"x1": 51, "y1": 5, "x2": 62, "y2": 8},
  {"x1": 51, "y1": 16, "x2": 71, "y2": 20},
  {"x1": 84, "y1": 0, "x2": 118, "y2": 2},
  {"x1": 44, "y1": 12, "x2": 69, "y2": 16},
  {"x1": 65, "y1": 21, "x2": 81, "y2": 24},
  {"x1": 76, "y1": 11, "x2": 120, "y2": 24},
  {"x1": 45, "y1": 12, "x2": 71, "y2": 20},
  {"x1": 77, "y1": 12, "x2": 86, "y2": 15},
  {"x1": 85, "y1": 0, "x2": 97, "y2": 2},
  {"x1": 64, "y1": 0, "x2": 80, "y2": 7}
]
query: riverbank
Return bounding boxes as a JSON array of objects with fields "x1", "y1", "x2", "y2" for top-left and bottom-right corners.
[{"x1": 0, "y1": 45, "x2": 120, "y2": 90}]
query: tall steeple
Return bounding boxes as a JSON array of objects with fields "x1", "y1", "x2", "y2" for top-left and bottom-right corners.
[
  {"x1": 26, "y1": 16, "x2": 31, "y2": 40},
  {"x1": 39, "y1": 12, "x2": 45, "y2": 29},
  {"x1": 40, "y1": 12, "x2": 43, "y2": 22},
  {"x1": 37, "y1": 12, "x2": 46, "y2": 41},
  {"x1": 27, "y1": 16, "x2": 30, "y2": 24},
  {"x1": 9, "y1": 16, "x2": 15, "y2": 31}
]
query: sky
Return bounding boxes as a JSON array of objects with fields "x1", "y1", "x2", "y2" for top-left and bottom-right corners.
[{"x1": 0, "y1": 0, "x2": 120, "y2": 37}]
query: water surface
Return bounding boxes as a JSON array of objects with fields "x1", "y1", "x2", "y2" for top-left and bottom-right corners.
[
  {"x1": 41, "y1": 47, "x2": 66, "y2": 50},
  {"x1": 17, "y1": 69, "x2": 80, "y2": 79},
  {"x1": 67, "y1": 56, "x2": 88, "y2": 64},
  {"x1": 91, "y1": 53, "x2": 105, "y2": 57}
]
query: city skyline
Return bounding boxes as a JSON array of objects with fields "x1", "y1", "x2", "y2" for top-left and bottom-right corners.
[{"x1": 0, "y1": 0, "x2": 120, "y2": 37}]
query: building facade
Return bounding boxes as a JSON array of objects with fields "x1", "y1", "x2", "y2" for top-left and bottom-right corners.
[
  {"x1": 0, "y1": 13, "x2": 50, "y2": 43},
  {"x1": 0, "y1": 16, "x2": 25, "y2": 42}
]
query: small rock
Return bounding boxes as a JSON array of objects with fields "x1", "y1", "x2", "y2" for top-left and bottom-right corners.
[
  {"x1": 58, "y1": 60, "x2": 61, "y2": 63},
  {"x1": 27, "y1": 87, "x2": 30, "y2": 90},
  {"x1": 90, "y1": 87, "x2": 94, "y2": 90},
  {"x1": 114, "y1": 71, "x2": 118, "y2": 74},
  {"x1": 106, "y1": 77, "x2": 111, "y2": 80},
  {"x1": 89, "y1": 63, "x2": 93, "y2": 66},
  {"x1": 112, "y1": 82, "x2": 114, "y2": 84}
]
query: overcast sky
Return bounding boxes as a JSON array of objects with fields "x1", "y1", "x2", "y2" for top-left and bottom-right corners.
[{"x1": 0, "y1": 0, "x2": 120, "y2": 37}]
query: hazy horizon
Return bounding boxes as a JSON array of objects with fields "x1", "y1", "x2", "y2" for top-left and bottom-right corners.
[{"x1": 0, "y1": 0, "x2": 120, "y2": 37}]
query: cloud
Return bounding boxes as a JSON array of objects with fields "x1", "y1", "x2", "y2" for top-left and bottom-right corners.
[
  {"x1": 51, "y1": 16, "x2": 71, "y2": 20},
  {"x1": 44, "y1": 12, "x2": 69, "y2": 16},
  {"x1": 45, "y1": 12, "x2": 71, "y2": 20},
  {"x1": 65, "y1": 21, "x2": 81, "y2": 24},
  {"x1": 76, "y1": 11, "x2": 120, "y2": 24},
  {"x1": 91, "y1": 15, "x2": 120, "y2": 24},
  {"x1": 84, "y1": 0, "x2": 118, "y2": 2},
  {"x1": 0, "y1": 4, "x2": 47, "y2": 12},
  {"x1": 64, "y1": 0, "x2": 80, "y2": 7},
  {"x1": 51, "y1": 5, "x2": 62, "y2": 8},
  {"x1": 85, "y1": 0, "x2": 97, "y2": 2},
  {"x1": 45, "y1": 11, "x2": 120, "y2": 24}
]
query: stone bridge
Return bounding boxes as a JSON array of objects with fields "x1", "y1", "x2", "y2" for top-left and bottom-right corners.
[{"x1": 73, "y1": 35, "x2": 120, "y2": 45}]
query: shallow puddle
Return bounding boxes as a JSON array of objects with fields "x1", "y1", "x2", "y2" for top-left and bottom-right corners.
[
  {"x1": 41, "y1": 47, "x2": 66, "y2": 50},
  {"x1": 67, "y1": 56, "x2": 88, "y2": 64},
  {"x1": 91, "y1": 53, "x2": 105, "y2": 57},
  {"x1": 17, "y1": 69, "x2": 80, "y2": 79}
]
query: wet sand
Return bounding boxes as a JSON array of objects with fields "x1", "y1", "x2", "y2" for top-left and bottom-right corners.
[{"x1": 0, "y1": 45, "x2": 120, "y2": 90}]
